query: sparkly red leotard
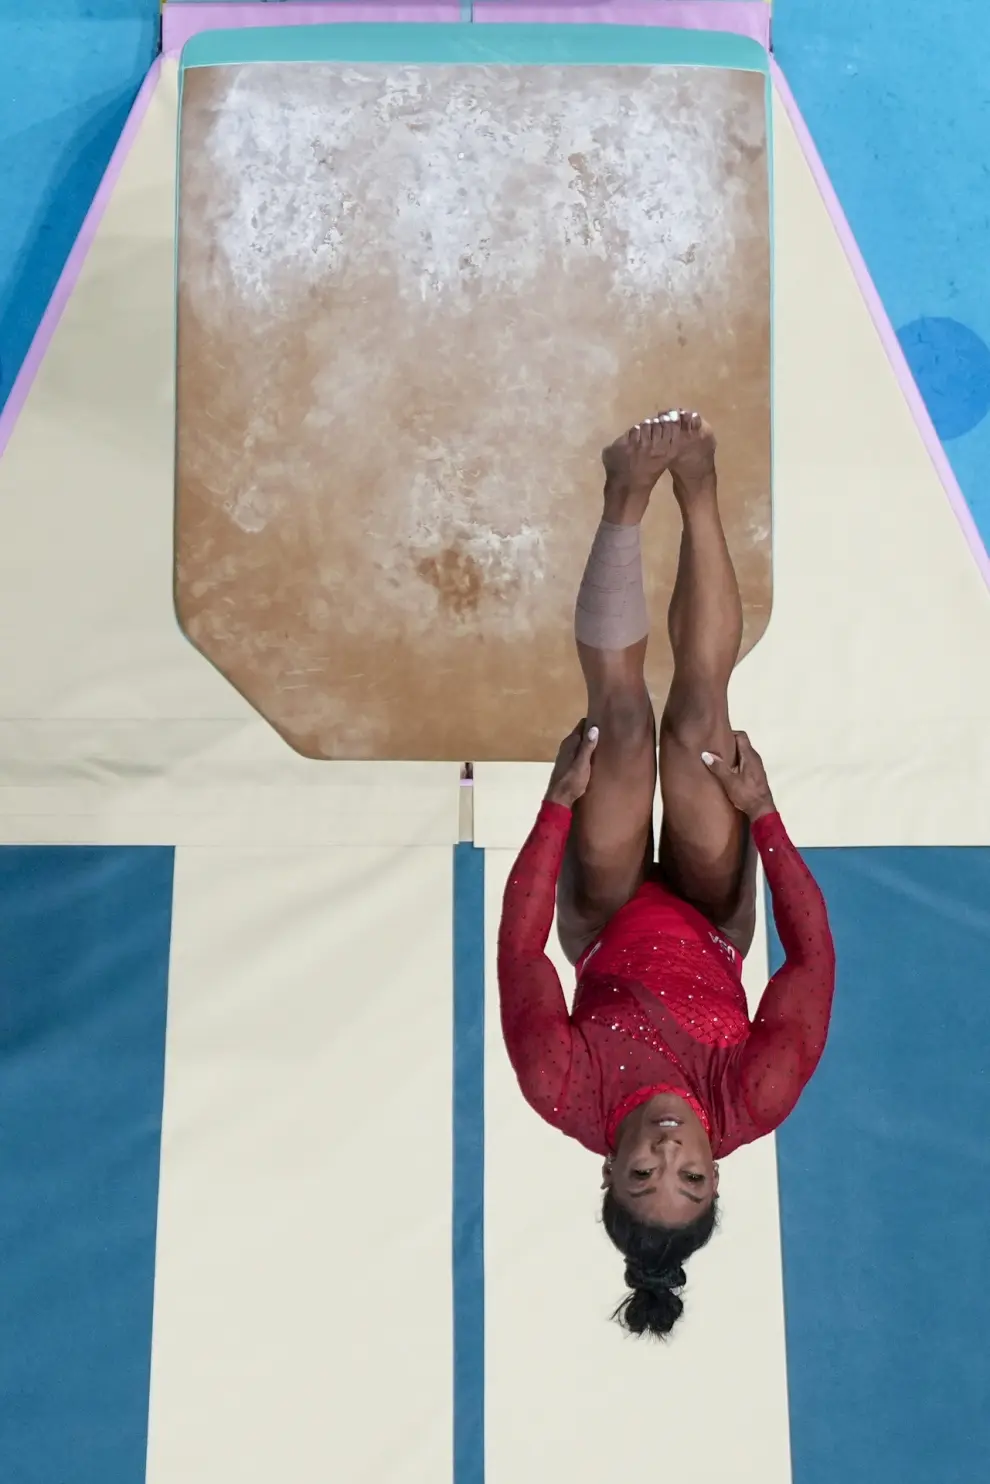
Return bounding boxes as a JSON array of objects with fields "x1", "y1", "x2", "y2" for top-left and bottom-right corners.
[{"x1": 498, "y1": 802, "x2": 836, "y2": 1158}]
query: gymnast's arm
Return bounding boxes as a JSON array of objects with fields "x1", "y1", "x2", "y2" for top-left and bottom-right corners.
[
  {"x1": 497, "y1": 799, "x2": 578, "y2": 1120},
  {"x1": 737, "y1": 810, "x2": 837, "y2": 1130}
]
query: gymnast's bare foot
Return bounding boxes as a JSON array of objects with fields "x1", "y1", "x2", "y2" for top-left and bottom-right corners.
[
  {"x1": 601, "y1": 410, "x2": 687, "y2": 526},
  {"x1": 667, "y1": 410, "x2": 718, "y2": 499}
]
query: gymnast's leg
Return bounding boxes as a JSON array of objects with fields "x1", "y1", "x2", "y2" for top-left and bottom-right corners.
[
  {"x1": 655, "y1": 413, "x2": 757, "y2": 955},
  {"x1": 556, "y1": 413, "x2": 685, "y2": 964}
]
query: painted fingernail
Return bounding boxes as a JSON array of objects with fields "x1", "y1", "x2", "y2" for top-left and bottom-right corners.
[
  {"x1": 588, "y1": 726, "x2": 600, "y2": 742},
  {"x1": 701, "y1": 752, "x2": 715, "y2": 766}
]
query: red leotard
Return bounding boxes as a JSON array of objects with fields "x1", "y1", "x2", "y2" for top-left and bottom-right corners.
[{"x1": 497, "y1": 801, "x2": 836, "y2": 1158}]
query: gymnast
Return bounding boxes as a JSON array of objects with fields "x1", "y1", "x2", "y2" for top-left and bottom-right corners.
[{"x1": 497, "y1": 411, "x2": 836, "y2": 1339}]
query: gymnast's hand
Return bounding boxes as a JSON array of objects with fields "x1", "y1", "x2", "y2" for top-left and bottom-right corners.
[
  {"x1": 545, "y1": 721, "x2": 600, "y2": 808},
  {"x1": 702, "y1": 731, "x2": 776, "y2": 822}
]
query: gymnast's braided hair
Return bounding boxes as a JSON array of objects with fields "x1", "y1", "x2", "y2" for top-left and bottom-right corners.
[{"x1": 602, "y1": 1188, "x2": 718, "y2": 1338}]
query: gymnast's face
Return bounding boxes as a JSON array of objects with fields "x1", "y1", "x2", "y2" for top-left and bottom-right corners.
[{"x1": 605, "y1": 1093, "x2": 718, "y2": 1227}]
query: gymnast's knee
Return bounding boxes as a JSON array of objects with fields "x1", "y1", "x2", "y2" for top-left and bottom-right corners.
[
  {"x1": 659, "y1": 692, "x2": 729, "y2": 754},
  {"x1": 593, "y1": 688, "x2": 655, "y2": 752}
]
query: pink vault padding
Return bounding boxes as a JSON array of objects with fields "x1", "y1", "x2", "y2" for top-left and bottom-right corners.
[
  {"x1": 771, "y1": 60, "x2": 990, "y2": 587},
  {"x1": 162, "y1": 3, "x2": 462, "y2": 57},
  {"x1": 474, "y1": 2, "x2": 770, "y2": 45},
  {"x1": 162, "y1": 1, "x2": 771, "y2": 52}
]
